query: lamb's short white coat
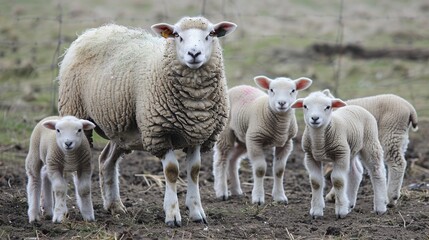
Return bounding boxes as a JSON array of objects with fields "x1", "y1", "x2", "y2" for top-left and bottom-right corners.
[
  {"x1": 292, "y1": 91, "x2": 388, "y2": 219},
  {"x1": 26, "y1": 116, "x2": 95, "y2": 223},
  {"x1": 213, "y1": 76, "x2": 312, "y2": 205}
]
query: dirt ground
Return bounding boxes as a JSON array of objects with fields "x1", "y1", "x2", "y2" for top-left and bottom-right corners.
[{"x1": 0, "y1": 121, "x2": 428, "y2": 240}]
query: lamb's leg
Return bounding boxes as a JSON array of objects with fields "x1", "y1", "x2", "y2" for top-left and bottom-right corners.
[
  {"x1": 248, "y1": 148, "x2": 266, "y2": 205},
  {"x1": 272, "y1": 141, "x2": 292, "y2": 204},
  {"x1": 185, "y1": 145, "x2": 207, "y2": 224},
  {"x1": 385, "y1": 136, "x2": 408, "y2": 207},
  {"x1": 347, "y1": 156, "x2": 363, "y2": 210},
  {"x1": 41, "y1": 165, "x2": 53, "y2": 219},
  {"x1": 162, "y1": 149, "x2": 181, "y2": 227},
  {"x1": 49, "y1": 168, "x2": 68, "y2": 223},
  {"x1": 361, "y1": 148, "x2": 388, "y2": 215},
  {"x1": 99, "y1": 141, "x2": 126, "y2": 214},
  {"x1": 331, "y1": 159, "x2": 350, "y2": 219},
  {"x1": 73, "y1": 168, "x2": 95, "y2": 221},
  {"x1": 26, "y1": 156, "x2": 43, "y2": 223},
  {"x1": 213, "y1": 143, "x2": 229, "y2": 200},
  {"x1": 304, "y1": 154, "x2": 324, "y2": 219},
  {"x1": 228, "y1": 143, "x2": 246, "y2": 196}
]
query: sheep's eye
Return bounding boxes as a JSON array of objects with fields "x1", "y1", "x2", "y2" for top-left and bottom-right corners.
[
  {"x1": 56, "y1": 129, "x2": 60, "y2": 133},
  {"x1": 77, "y1": 129, "x2": 82, "y2": 133},
  {"x1": 173, "y1": 32, "x2": 183, "y2": 42},
  {"x1": 291, "y1": 89, "x2": 296, "y2": 93},
  {"x1": 209, "y1": 31, "x2": 216, "y2": 37},
  {"x1": 270, "y1": 89, "x2": 274, "y2": 93},
  {"x1": 304, "y1": 105, "x2": 308, "y2": 109},
  {"x1": 325, "y1": 106, "x2": 331, "y2": 110}
]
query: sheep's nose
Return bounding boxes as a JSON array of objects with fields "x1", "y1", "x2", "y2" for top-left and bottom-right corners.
[
  {"x1": 65, "y1": 141, "x2": 73, "y2": 147},
  {"x1": 278, "y1": 101, "x2": 286, "y2": 107},
  {"x1": 311, "y1": 116, "x2": 319, "y2": 121},
  {"x1": 188, "y1": 51, "x2": 201, "y2": 59}
]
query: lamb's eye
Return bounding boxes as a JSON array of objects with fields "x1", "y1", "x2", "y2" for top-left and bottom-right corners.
[
  {"x1": 209, "y1": 31, "x2": 216, "y2": 37},
  {"x1": 56, "y1": 129, "x2": 60, "y2": 133},
  {"x1": 304, "y1": 105, "x2": 308, "y2": 109},
  {"x1": 173, "y1": 32, "x2": 183, "y2": 42},
  {"x1": 77, "y1": 129, "x2": 82, "y2": 133},
  {"x1": 270, "y1": 89, "x2": 274, "y2": 93},
  {"x1": 325, "y1": 106, "x2": 331, "y2": 110},
  {"x1": 291, "y1": 89, "x2": 296, "y2": 93}
]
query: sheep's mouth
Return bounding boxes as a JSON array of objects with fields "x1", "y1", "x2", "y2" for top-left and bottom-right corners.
[
  {"x1": 309, "y1": 120, "x2": 322, "y2": 127},
  {"x1": 186, "y1": 61, "x2": 203, "y2": 69}
]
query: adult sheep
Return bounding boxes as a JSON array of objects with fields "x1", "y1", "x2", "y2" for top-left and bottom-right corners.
[
  {"x1": 213, "y1": 76, "x2": 312, "y2": 205},
  {"x1": 58, "y1": 16, "x2": 237, "y2": 227},
  {"x1": 322, "y1": 90, "x2": 418, "y2": 207}
]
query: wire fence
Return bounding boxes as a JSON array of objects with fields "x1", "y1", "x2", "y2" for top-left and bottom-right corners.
[{"x1": 1, "y1": 1, "x2": 428, "y2": 118}]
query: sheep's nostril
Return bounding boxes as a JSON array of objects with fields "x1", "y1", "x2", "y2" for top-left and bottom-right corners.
[
  {"x1": 278, "y1": 101, "x2": 286, "y2": 107},
  {"x1": 311, "y1": 116, "x2": 319, "y2": 121},
  {"x1": 65, "y1": 142, "x2": 72, "y2": 147}
]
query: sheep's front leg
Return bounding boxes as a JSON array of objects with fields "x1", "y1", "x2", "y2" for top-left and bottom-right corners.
[
  {"x1": 304, "y1": 154, "x2": 324, "y2": 219},
  {"x1": 162, "y1": 149, "x2": 181, "y2": 227},
  {"x1": 41, "y1": 166, "x2": 53, "y2": 219},
  {"x1": 49, "y1": 168, "x2": 68, "y2": 223},
  {"x1": 248, "y1": 147, "x2": 266, "y2": 205},
  {"x1": 99, "y1": 141, "x2": 127, "y2": 214},
  {"x1": 73, "y1": 168, "x2": 95, "y2": 221},
  {"x1": 26, "y1": 157, "x2": 43, "y2": 223},
  {"x1": 272, "y1": 141, "x2": 293, "y2": 204},
  {"x1": 185, "y1": 146, "x2": 207, "y2": 224},
  {"x1": 331, "y1": 159, "x2": 350, "y2": 219}
]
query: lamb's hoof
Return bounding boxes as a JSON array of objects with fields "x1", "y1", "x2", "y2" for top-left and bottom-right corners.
[
  {"x1": 193, "y1": 217, "x2": 208, "y2": 225},
  {"x1": 311, "y1": 215, "x2": 323, "y2": 220},
  {"x1": 108, "y1": 201, "x2": 127, "y2": 215},
  {"x1": 218, "y1": 195, "x2": 228, "y2": 201},
  {"x1": 166, "y1": 218, "x2": 182, "y2": 228},
  {"x1": 336, "y1": 213, "x2": 347, "y2": 219}
]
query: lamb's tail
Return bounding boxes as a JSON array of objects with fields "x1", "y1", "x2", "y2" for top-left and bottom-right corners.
[{"x1": 408, "y1": 104, "x2": 418, "y2": 132}]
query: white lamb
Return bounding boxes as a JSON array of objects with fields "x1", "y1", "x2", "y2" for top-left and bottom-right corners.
[
  {"x1": 26, "y1": 116, "x2": 96, "y2": 223},
  {"x1": 291, "y1": 91, "x2": 388, "y2": 219},
  {"x1": 322, "y1": 90, "x2": 418, "y2": 207},
  {"x1": 58, "y1": 16, "x2": 236, "y2": 227},
  {"x1": 213, "y1": 76, "x2": 312, "y2": 204}
]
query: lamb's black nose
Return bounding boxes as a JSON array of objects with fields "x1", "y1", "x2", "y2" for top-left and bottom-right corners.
[
  {"x1": 311, "y1": 116, "x2": 319, "y2": 121},
  {"x1": 65, "y1": 141, "x2": 73, "y2": 147}
]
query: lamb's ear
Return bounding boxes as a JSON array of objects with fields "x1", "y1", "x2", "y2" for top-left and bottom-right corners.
[
  {"x1": 331, "y1": 98, "x2": 347, "y2": 108},
  {"x1": 80, "y1": 120, "x2": 96, "y2": 131},
  {"x1": 42, "y1": 120, "x2": 58, "y2": 130},
  {"x1": 291, "y1": 98, "x2": 305, "y2": 109},
  {"x1": 294, "y1": 77, "x2": 312, "y2": 91},
  {"x1": 322, "y1": 89, "x2": 335, "y2": 98},
  {"x1": 254, "y1": 76, "x2": 271, "y2": 90},
  {"x1": 212, "y1": 21, "x2": 237, "y2": 38},
  {"x1": 151, "y1": 23, "x2": 175, "y2": 38}
]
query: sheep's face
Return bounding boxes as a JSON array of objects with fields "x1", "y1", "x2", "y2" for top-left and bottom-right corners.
[
  {"x1": 151, "y1": 17, "x2": 237, "y2": 69},
  {"x1": 254, "y1": 76, "x2": 313, "y2": 113},
  {"x1": 43, "y1": 116, "x2": 95, "y2": 152},
  {"x1": 291, "y1": 91, "x2": 346, "y2": 129}
]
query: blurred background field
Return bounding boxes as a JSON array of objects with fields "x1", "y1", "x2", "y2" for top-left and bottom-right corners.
[{"x1": 1, "y1": 0, "x2": 428, "y2": 153}]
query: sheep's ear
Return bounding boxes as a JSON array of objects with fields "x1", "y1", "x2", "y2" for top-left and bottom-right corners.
[
  {"x1": 151, "y1": 23, "x2": 175, "y2": 38},
  {"x1": 42, "y1": 120, "x2": 58, "y2": 130},
  {"x1": 254, "y1": 76, "x2": 271, "y2": 90},
  {"x1": 294, "y1": 77, "x2": 312, "y2": 91},
  {"x1": 291, "y1": 98, "x2": 305, "y2": 109},
  {"x1": 212, "y1": 21, "x2": 237, "y2": 38},
  {"x1": 322, "y1": 89, "x2": 335, "y2": 98},
  {"x1": 331, "y1": 99, "x2": 347, "y2": 108},
  {"x1": 80, "y1": 120, "x2": 96, "y2": 131}
]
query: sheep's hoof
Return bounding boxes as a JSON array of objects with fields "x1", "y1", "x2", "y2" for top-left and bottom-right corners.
[
  {"x1": 166, "y1": 218, "x2": 182, "y2": 228},
  {"x1": 311, "y1": 215, "x2": 323, "y2": 220},
  {"x1": 108, "y1": 201, "x2": 127, "y2": 215},
  {"x1": 219, "y1": 195, "x2": 228, "y2": 201},
  {"x1": 336, "y1": 213, "x2": 348, "y2": 219}
]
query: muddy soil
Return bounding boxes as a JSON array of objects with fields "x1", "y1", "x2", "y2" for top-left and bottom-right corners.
[{"x1": 0, "y1": 122, "x2": 428, "y2": 239}]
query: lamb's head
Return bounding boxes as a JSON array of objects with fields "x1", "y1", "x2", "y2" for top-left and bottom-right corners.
[
  {"x1": 43, "y1": 116, "x2": 95, "y2": 152},
  {"x1": 291, "y1": 91, "x2": 346, "y2": 128},
  {"x1": 254, "y1": 76, "x2": 312, "y2": 113},
  {"x1": 151, "y1": 16, "x2": 237, "y2": 69}
]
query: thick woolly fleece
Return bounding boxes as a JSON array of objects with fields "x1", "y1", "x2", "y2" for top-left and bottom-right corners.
[{"x1": 58, "y1": 24, "x2": 228, "y2": 157}]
